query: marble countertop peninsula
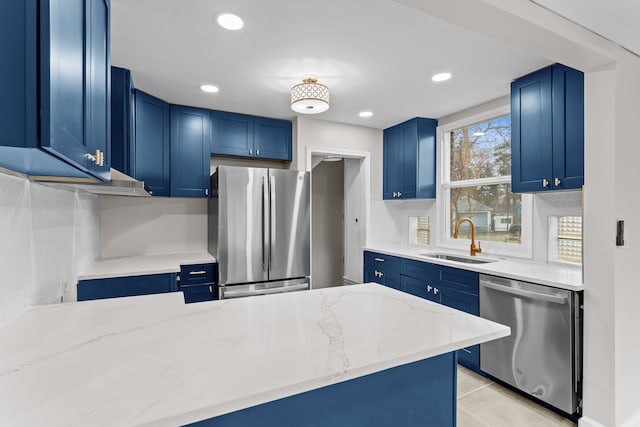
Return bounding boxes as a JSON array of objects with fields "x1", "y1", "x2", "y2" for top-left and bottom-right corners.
[
  {"x1": 0, "y1": 284, "x2": 508, "y2": 426},
  {"x1": 78, "y1": 251, "x2": 216, "y2": 280},
  {"x1": 364, "y1": 245, "x2": 583, "y2": 291}
]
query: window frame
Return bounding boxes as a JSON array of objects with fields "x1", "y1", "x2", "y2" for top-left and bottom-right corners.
[{"x1": 436, "y1": 105, "x2": 533, "y2": 258}]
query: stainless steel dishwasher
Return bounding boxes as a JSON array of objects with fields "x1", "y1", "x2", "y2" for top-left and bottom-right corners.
[{"x1": 479, "y1": 274, "x2": 582, "y2": 415}]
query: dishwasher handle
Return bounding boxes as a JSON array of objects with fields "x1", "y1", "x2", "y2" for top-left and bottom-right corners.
[{"x1": 481, "y1": 280, "x2": 568, "y2": 305}]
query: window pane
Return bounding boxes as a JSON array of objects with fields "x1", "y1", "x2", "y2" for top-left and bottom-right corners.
[
  {"x1": 449, "y1": 184, "x2": 522, "y2": 244},
  {"x1": 557, "y1": 216, "x2": 582, "y2": 263},
  {"x1": 449, "y1": 115, "x2": 511, "y2": 181}
]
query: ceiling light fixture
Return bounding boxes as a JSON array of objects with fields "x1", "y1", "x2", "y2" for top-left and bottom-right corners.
[
  {"x1": 290, "y1": 77, "x2": 330, "y2": 114},
  {"x1": 217, "y1": 13, "x2": 244, "y2": 30},
  {"x1": 359, "y1": 111, "x2": 373, "y2": 118},
  {"x1": 200, "y1": 84, "x2": 219, "y2": 93},
  {"x1": 431, "y1": 72, "x2": 452, "y2": 82}
]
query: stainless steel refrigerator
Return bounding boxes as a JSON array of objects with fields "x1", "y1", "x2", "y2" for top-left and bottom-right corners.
[{"x1": 208, "y1": 166, "x2": 311, "y2": 299}]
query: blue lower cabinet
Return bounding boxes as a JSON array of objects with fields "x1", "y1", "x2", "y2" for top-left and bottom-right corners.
[
  {"x1": 188, "y1": 352, "x2": 457, "y2": 427},
  {"x1": 402, "y1": 275, "x2": 439, "y2": 303},
  {"x1": 77, "y1": 273, "x2": 178, "y2": 301},
  {"x1": 457, "y1": 345, "x2": 480, "y2": 371},
  {"x1": 181, "y1": 283, "x2": 216, "y2": 303},
  {"x1": 179, "y1": 263, "x2": 217, "y2": 303}
]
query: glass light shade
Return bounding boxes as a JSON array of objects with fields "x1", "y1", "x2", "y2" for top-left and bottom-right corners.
[{"x1": 291, "y1": 77, "x2": 330, "y2": 114}]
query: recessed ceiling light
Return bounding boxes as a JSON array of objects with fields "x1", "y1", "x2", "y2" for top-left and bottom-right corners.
[
  {"x1": 217, "y1": 13, "x2": 244, "y2": 30},
  {"x1": 473, "y1": 132, "x2": 485, "y2": 137},
  {"x1": 359, "y1": 111, "x2": 373, "y2": 118},
  {"x1": 200, "y1": 85, "x2": 219, "y2": 93},
  {"x1": 431, "y1": 72, "x2": 452, "y2": 82}
]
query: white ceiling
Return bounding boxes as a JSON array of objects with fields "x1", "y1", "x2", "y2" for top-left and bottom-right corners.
[
  {"x1": 111, "y1": 0, "x2": 552, "y2": 129},
  {"x1": 532, "y1": 0, "x2": 640, "y2": 57}
]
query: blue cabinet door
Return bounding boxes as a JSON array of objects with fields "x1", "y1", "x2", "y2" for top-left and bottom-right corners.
[
  {"x1": 110, "y1": 66, "x2": 135, "y2": 175},
  {"x1": 134, "y1": 90, "x2": 170, "y2": 196},
  {"x1": 511, "y1": 66, "x2": 554, "y2": 193},
  {"x1": 40, "y1": 0, "x2": 89, "y2": 171},
  {"x1": 0, "y1": 0, "x2": 108, "y2": 181},
  {"x1": 170, "y1": 105, "x2": 211, "y2": 198},
  {"x1": 399, "y1": 120, "x2": 417, "y2": 199},
  {"x1": 552, "y1": 64, "x2": 584, "y2": 190},
  {"x1": 212, "y1": 111, "x2": 254, "y2": 157},
  {"x1": 383, "y1": 118, "x2": 437, "y2": 200},
  {"x1": 417, "y1": 118, "x2": 438, "y2": 199},
  {"x1": 383, "y1": 126, "x2": 401, "y2": 199},
  {"x1": 254, "y1": 117, "x2": 292, "y2": 160},
  {"x1": 84, "y1": 0, "x2": 110, "y2": 180},
  {"x1": 77, "y1": 273, "x2": 178, "y2": 301},
  {"x1": 402, "y1": 275, "x2": 439, "y2": 303}
]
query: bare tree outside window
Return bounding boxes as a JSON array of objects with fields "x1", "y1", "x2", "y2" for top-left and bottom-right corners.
[{"x1": 445, "y1": 115, "x2": 522, "y2": 244}]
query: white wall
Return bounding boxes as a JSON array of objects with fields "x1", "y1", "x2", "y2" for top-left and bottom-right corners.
[
  {"x1": 101, "y1": 196, "x2": 207, "y2": 257},
  {"x1": 311, "y1": 159, "x2": 344, "y2": 288},
  {"x1": 0, "y1": 173, "x2": 101, "y2": 325},
  {"x1": 294, "y1": 116, "x2": 383, "y2": 200}
]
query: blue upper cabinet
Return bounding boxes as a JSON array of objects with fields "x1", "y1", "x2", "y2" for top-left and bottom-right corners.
[
  {"x1": 383, "y1": 117, "x2": 437, "y2": 200},
  {"x1": 212, "y1": 111, "x2": 254, "y2": 157},
  {"x1": 134, "y1": 90, "x2": 171, "y2": 196},
  {"x1": 212, "y1": 111, "x2": 292, "y2": 161},
  {"x1": 170, "y1": 105, "x2": 212, "y2": 198},
  {"x1": 254, "y1": 117, "x2": 292, "y2": 161},
  {"x1": 110, "y1": 66, "x2": 134, "y2": 175},
  {"x1": 0, "y1": 0, "x2": 110, "y2": 181},
  {"x1": 511, "y1": 63, "x2": 584, "y2": 193}
]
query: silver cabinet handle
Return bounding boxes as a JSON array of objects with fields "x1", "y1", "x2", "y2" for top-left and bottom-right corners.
[
  {"x1": 433, "y1": 287, "x2": 438, "y2": 295},
  {"x1": 427, "y1": 285, "x2": 432, "y2": 292},
  {"x1": 188, "y1": 270, "x2": 207, "y2": 275},
  {"x1": 256, "y1": 149, "x2": 260, "y2": 156},
  {"x1": 249, "y1": 148, "x2": 253, "y2": 155},
  {"x1": 543, "y1": 178, "x2": 549, "y2": 187},
  {"x1": 374, "y1": 257, "x2": 384, "y2": 262},
  {"x1": 398, "y1": 192, "x2": 402, "y2": 197},
  {"x1": 555, "y1": 177, "x2": 561, "y2": 186},
  {"x1": 393, "y1": 192, "x2": 397, "y2": 198}
]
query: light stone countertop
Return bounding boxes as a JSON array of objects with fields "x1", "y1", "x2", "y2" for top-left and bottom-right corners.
[
  {"x1": 0, "y1": 284, "x2": 509, "y2": 427},
  {"x1": 77, "y1": 251, "x2": 216, "y2": 280},
  {"x1": 364, "y1": 245, "x2": 583, "y2": 291}
]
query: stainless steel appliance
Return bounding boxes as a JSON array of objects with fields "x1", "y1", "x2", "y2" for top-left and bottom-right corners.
[
  {"x1": 208, "y1": 166, "x2": 310, "y2": 299},
  {"x1": 479, "y1": 274, "x2": 582, "y2": 415}
]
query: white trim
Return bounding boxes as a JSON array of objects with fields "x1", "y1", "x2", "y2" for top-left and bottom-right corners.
[
  {"x1": 578, "y1": 416, "x2": 607, "y2": 427},
  {"x1": 436, "y1": 104, "x2": 533, "y2": 259},
  {"x1": 305, "y1": 146, "x2": 371, "y2": 284}
]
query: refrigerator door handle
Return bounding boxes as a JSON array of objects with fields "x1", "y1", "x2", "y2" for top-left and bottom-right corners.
[
  {"x1": 269, "y1": 175, "x2": 276, "y2": 271},
  {"x1": 262, "y1": 175, "x2": 269, "y2": 271}
]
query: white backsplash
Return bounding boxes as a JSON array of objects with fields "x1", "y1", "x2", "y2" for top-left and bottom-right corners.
[
  {"x1": 101, "y1": 196, "x2": 207, "y2": 258},
  {"x1": 0, "y1": 173, "x2": 101, "y2": 325}
]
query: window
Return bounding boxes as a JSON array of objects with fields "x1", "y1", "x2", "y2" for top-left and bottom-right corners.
[
  {"x1": 549, "y1": 216, "x2": 582, "y2": 264},
  {"x1": 440, "y1": 109, "x2": 532, "y2": 257}
]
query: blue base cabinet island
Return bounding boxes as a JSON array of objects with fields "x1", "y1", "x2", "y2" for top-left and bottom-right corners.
[
  {"x1": 77, "y1": 273, "x2": 178, "y2": 301},
  {"x1": 0, "y1": 0, "x2": 110, "y2": 182},
  {"x1": 189, "y1": 353, "x2": 457, "y2": 427},
  {"x1": 364, "y1": 251, "x2": 481, "y2": 371},
  {"x1": 511, "y1": 63, "x2": 584, "y2": 193}
]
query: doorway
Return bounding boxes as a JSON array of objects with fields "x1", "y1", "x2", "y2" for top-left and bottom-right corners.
[{"x1": 307, "y1": 147, "x2": 370, "y2": 289}]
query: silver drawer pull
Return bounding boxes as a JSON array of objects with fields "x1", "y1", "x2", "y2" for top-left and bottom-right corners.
[
  {"x1": 374, "y1": 258, "x2": 384, "y2": 262},
  {"x1": 189, "y1": 270, "x2": 207, "y2": 275}
]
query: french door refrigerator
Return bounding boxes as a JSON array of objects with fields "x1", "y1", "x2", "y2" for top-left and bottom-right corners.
[{"x1": 208, "y1": 166, "x2": 310, "y2": 299}]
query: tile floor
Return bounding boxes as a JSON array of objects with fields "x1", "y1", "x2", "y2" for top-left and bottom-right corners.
[{"x1": 457, "y1": 366, "x2": 577, "y2": 427}]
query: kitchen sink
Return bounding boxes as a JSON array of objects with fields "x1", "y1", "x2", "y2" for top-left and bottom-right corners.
[{"x1": 419, "y1": 253, "x2": 497, "y2": 264}]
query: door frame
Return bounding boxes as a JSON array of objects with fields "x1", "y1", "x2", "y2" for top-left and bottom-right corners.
[{"x1": 306, "y1": 146, "x2": 370, "y2": 287}]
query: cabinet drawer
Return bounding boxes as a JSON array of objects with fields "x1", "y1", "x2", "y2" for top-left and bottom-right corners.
[
  {"x1": 77, "y1": 273, "x2": 178, "y2": 301},
  {"x1": 180, "y1": 263, "x2": 216, "y2": 285},
  {"x1": 402, "y1": 275, "x2": 439, "y2": 303},
  {"x1": 401, "y1": 258, "x2": 433, "y2": 280},
  {"x1": 433, "y1": 265, "x2": 479, "y2": 295},
  {"x1": 457, "y1": 345, "x2": 480, "y2": 371},
  {"x1": 181, "y1": 283, "x2": 216, "y2": 304},
  {"x1": 364, "y1": 251, "x2": 400, "y2": 273},
  {"x1": 440, "y1": 287, "x2": 479, "y2": 316}
]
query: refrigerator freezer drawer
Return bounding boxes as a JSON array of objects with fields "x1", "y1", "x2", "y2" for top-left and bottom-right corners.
[{"x1": 219, "y1": 278, "x2": 309, "y2": 299}]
